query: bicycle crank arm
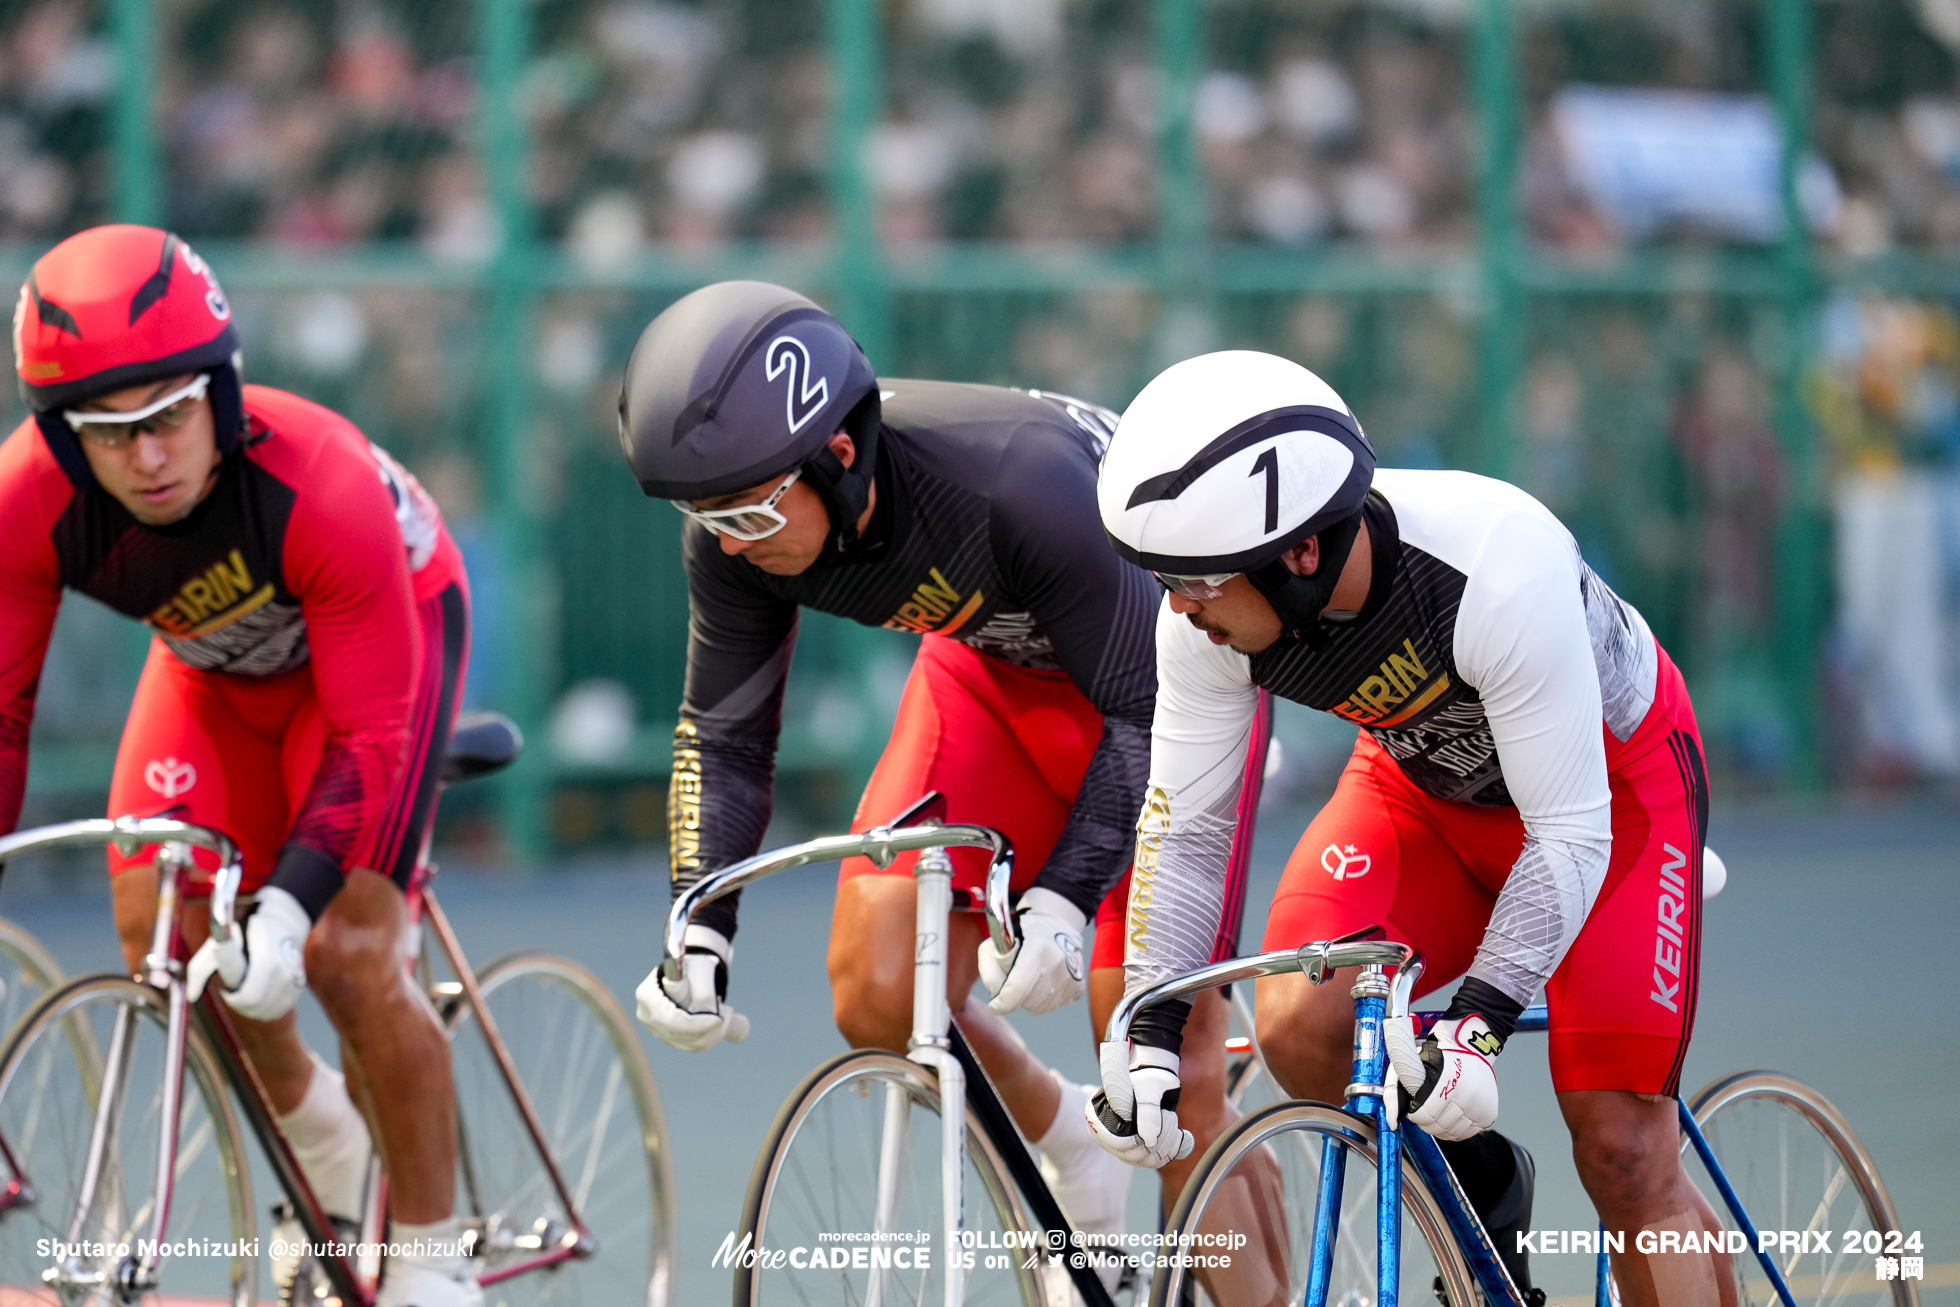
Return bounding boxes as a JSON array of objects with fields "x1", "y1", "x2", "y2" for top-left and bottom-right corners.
[{"x1": 947, "y1": 1023, "x2": 1117, "y2": 1307}]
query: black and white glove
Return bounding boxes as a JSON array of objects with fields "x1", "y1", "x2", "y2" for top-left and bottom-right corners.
[
  {"x1": 977, "y1": 887, "x2": 1086, "y2": 1016},
  {"x1": 1385, "y1": 1013, "x2": 1503, "y2": 1140},
  {"x1": 636, "y1": 925, "x2": 751, "y2": 1052},
  {"x1": 1086, "y1": 1041, "x2": 1194, "y2": 1169},
  {"x1": 187, "y1": 886, "x2": 311, "y2": 1022}
]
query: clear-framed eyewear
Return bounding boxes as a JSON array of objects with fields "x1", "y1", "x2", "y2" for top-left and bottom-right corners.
[
  {"x1": 672, "y1": 467, "x2": 801, "y2": 541},
  {"x1": 1154, "y1": 571, "x2": 1237, "y2": 601},
  {"x1": 64, "y1": 374, "x2": 211, "y2": 450}
]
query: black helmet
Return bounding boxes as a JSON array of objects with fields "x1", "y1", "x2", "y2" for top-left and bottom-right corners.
[{"x1": 618, "y1": 281, "x2": 881, "y2": 545}]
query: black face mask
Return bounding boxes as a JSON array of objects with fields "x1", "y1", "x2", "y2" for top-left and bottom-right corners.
[{"x1": 1245, "y1": 510, "x2": 1364, "y2": 650}]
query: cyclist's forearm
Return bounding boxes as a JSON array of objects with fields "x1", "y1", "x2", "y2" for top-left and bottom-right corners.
[
  {"x1": 1468, "y1": 828, "x2": 1609, "y2": 1007},
  {"x1": 279, "y1": 730, "x2": 411, "y2": 918},
  {"x1": 0, "y1": 692, "x2": 30, "y2": 836},
  {"x1": 1034, "y1": 716, "x2": 1152, "y2": 917},
  {"x1": 1121, "y1": 789, "x2": 1235, "y2": 995},
  {"x1": 669, "y1": 723, "x2": 777, "y2": 941}
]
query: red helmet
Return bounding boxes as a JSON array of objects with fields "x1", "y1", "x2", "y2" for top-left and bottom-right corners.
[{"x1": 14, "y1": 225, "x2": 246, "y2": 484}]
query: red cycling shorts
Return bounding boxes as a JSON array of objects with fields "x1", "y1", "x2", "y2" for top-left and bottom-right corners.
[
  {"x1": 1091, "y1": 691, "x2": 1274, "y2": 972},
  {"x1": 1261, "y1": 643, "x2": 1708, "y2": 1096},
  {"x1": 105, "y1": 583, "x2": 469, "y2": 899},
  {"x1": 843, "y1": 635, "x2": 1129, "y2": 929}
]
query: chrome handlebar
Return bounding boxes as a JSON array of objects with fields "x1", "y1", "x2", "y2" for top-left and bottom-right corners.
[
  {"x1": 0, "y1": 815, "x2": 245, "y2": 935},
  {"x1": 1103, "y1": 939, "x2": 1424, "y2": 1046},
  {"x1": 661, "y1": 821, "x2": 1018, "y2": 985}
]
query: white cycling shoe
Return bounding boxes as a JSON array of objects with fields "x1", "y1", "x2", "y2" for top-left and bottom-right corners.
[
  {"x1": 1035, "y1": 1074, "x2": 1134, "y2": 1302},
  {"x1": 375, "y1": 1260, "x2": 484, "y2": 1307}
]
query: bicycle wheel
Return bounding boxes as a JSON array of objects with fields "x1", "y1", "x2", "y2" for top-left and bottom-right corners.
[
  {"x1": 1687, "y1": 1071, "x2": 1919, "y2": 1307},
  {"x1": 445, "y1": 950, "x2": 675, "y2": 1307},
  {"x1": 0, "y1": 917, "x2": 63, "y2": 1043},
  {"x1": 1224, "y1": 989, "x2": 1280, "y2": 1116},
  {"x1": 737, "y1": 1048, "x2": 1046, "y2": 1307},
  {"x1": 1149, "y1": 1100, "x2": 1478, "y2": 1307},
  {"x1": 0, "y1": 974, "x2": 255, "y2": 1306}
]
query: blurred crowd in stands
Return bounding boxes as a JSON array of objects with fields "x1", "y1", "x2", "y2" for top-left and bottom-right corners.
[
  {"x1": 5, "y1": 0, "x2": 1960, "y2": 798},
  {"x1": 3, "y1": 0, "x2": 1960, "y2": 255}
]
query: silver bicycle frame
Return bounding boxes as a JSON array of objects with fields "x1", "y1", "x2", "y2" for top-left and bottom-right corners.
[
  {"x1": 661, "y1": 819, "x2": 1018, "y2": 983},
  {"x1": 0, "y1": 818, "x2": 241, "y2": 1300},
  {"x1": 665, "y1": 817, "x2": 1018, "y2": 1307}
]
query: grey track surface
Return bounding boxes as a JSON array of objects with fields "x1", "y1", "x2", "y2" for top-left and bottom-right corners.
[{"x1": 2, "y1": 796, "x2": 1953, "y2": 1302}]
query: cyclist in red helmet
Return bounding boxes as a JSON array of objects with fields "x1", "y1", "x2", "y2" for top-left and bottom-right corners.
[{"x1": 2, "y1": 226, "x2": 478, "y2": 1307}]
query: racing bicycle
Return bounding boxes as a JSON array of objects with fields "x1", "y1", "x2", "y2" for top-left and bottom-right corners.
[
  {"x1": 664, "y1": 792, "x2": 1142, "y2": 1307},
  {"x1": 0, "y1": 712, "x2": 676, "y2": 1306},
  {"x1": 1119, "y1": 930, "x2": 1920, "y2": 1307}
]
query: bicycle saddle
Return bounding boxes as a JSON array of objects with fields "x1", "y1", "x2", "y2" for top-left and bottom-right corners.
[{"x1": 442, "y1": 711, "x2": 525, "y2": 783}]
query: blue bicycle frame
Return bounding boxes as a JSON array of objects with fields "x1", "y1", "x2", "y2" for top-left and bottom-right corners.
[
  {"x1": 1300, "y1": 959, "x2": 1523, "y2": 1307},
  {"x1": 1108, "y1": 940, "x2": 1807, "y2": 1307},
  {"x1": 1392, "y1": 1006, "x2": 1798, "y2": 1307}
]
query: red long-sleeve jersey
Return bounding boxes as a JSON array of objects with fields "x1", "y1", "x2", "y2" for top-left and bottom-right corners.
[{"x1": 0, "y1": 384, "x2": 464, "y2": 890}]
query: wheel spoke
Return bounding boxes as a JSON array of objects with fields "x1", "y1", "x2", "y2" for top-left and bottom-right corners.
[
  {"x1": 0, "y1": 976, "x2": 253, "y2": 1306},
  {"x1": 741, "y1": 1051, "x2": 1036, "y2": 1306},
  {"x1": 451, "y1": 952, "x2": 670, "y2": 1305},
  {"x1": 1689, "y1": 1073, "x2": 1908, "y2": 1307}
]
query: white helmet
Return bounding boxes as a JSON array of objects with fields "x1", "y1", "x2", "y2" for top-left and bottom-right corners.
[{"x1": 1099, "y1": 351, "x2": 1375, "y2": 639}]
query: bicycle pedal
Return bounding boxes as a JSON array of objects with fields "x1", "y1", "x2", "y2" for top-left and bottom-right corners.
[{"x1": 281, "y1": 1214, "x2": 363, "y2": 1307}]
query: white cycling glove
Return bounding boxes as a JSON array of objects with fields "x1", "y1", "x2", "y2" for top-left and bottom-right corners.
[
  {"x1": 1385, "y1": 1013, "x2": 1502, "y2": 1141},
  {"x1": 635, "y1": 925, "x2": 751, "y2": 1052},
  {"x1": 977, "y1": 887, "x2": 1086, "y2": 1016},
  {"x1": 187, "y1": 886, "x2": 311, "y2": 1022},
  {"x1": 1086, "y1": 1041, "x2": 1194, "y2": 1169}
]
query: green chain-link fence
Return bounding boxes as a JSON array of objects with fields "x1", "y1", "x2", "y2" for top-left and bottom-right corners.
[{"x1": 15, "y1": 0, "x2": 1950, "y2": 856}]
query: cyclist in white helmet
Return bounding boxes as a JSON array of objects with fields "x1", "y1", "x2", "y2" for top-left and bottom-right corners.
[{"x1": 1090, "y1": 351, "x2": 1732, "y2": 1306}]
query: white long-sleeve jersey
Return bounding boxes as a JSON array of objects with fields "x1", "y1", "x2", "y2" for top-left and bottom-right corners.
[{"x1": 1126, "y1": 468, "x2": 1659, "y2": 1007}]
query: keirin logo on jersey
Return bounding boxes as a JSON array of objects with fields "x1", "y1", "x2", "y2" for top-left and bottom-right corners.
[
  {"x1": 764, "y1": 335, "x2": 829, "y2": 434},
  {"x1": 145, "y1": 757, "x2": 198, "y2": 799},
  {"x1": 1320, "y1": 843, "x2": 1370, "y2": 880}
]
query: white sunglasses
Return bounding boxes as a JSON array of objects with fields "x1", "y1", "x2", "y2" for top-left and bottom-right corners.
[
  {"x1": 64, "y1": 374, "x2": 211, "y2": 449},
  {"x1": 1154, "y1": 571, "x2": 1237, "y2": 600},
  {"x1": 672, "y1": 468, "x2": 801, "y2": 541}
]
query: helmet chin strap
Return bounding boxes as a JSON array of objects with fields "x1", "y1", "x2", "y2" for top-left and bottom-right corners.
[
  {"x1": 1246, "y1": 510, "x2": 1364, "y2": 650},
  {"x1": 801, "y1": 397, "x2": 884, "y2": 550}
]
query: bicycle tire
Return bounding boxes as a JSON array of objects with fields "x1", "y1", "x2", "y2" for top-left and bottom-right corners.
[
  {"x1": 445, "y1": 949, "x2": 676, "y2": 1307},
  {"x1": 0, "y1": 917, "x2": 63, "y2": 1044},
  {"x1": 1223, "y1": 989, "x2": 1279, "y2": 1116},
  {"x1": 1149, "y1": 1099, "x2": 1479, "y2": 1307},
  {"x1": 736, "y1": 1047, "x2": 1047, "y2": 1307},
  {"x1": 1687, "y1": 1070, "x2": 1919, "y2": 1307},
  {"x1": 0, "y1": 973, "x2": 255, "y2": 1306}
]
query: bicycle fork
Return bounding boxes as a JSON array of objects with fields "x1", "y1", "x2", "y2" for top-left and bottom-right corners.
[
  {"x1": 902, "y1": 845, "x2": 965, "y2": 1307},
  {"x1": 48, "y1": 844, "x2": 196, "y2": 1304},
  {"x1": 1304, "y1": 963, "x2": 1402, "y2": 1307}
]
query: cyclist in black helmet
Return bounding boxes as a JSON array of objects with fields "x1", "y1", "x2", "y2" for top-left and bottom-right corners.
[{"x1": 618, "y1": 282, "x2": 1259, "y2": 1265}]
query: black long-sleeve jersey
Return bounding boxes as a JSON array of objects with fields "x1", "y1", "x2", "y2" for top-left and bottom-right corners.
[{"x1": 671, "y1": 380, "x2": 1160, "y2": 939}]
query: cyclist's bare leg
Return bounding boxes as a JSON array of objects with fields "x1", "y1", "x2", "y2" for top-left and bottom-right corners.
[
  {"x1": 1560, "y1": 1091, "x2": 1736, "y2": 1307},
  {"x1": 305, "y1": 868, "x2": 455, "y2": 1224},
  {"x1": 829, "y1": 874, "x2": 1061, "y2": 1136},
  {"x1": 112, "y1": 862, "x2": 316, "y2": 1110},
  {"x1": 1252, "y1": 965, "x2": 1360, "y2": 1102},
  {"x1": 113, "y1": 863, "x2": 454, "y2": 1223}
]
